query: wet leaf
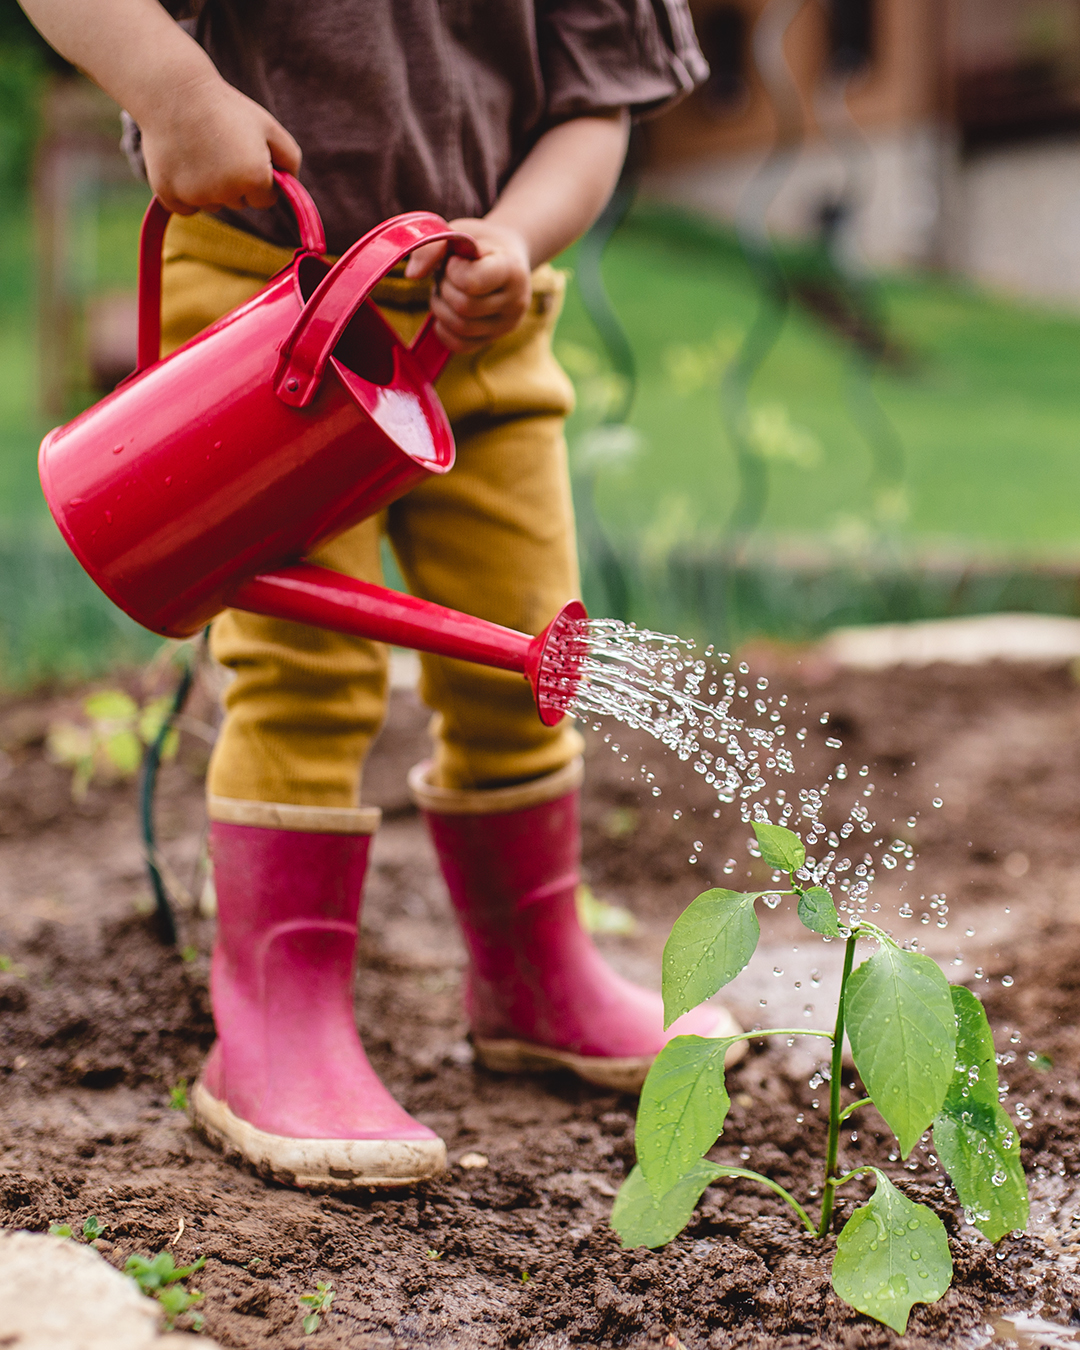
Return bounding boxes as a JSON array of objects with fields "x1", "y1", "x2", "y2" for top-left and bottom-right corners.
[
  {"x1": 752, "y1": 822, "x2": 805, "y2": 873},
  {"x1": 611, "y1": 1160, "x2": 723, "y2": 1250},
  {"x1": 662, "y1": 890, "x2": 762, "y2": 1027},
  {"x1": 933, "y1": 986, "x2": 1028, "y2": 1242},
  {"x1": 637, "y1": 1034, "x2": 737, "y2": 1197},
  {"x1": 832, "y1": 1170, "x2": 952, "y2": 1333},
  {"x1": 797, "y1": 886, "x2": 842, "y2": 937},
  {"x1": 845, "y1": 942, "x2": 955, "y2": 1156}
]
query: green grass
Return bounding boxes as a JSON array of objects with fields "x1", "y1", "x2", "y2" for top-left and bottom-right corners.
[{"x1": 557, "y1": 206, "x2": 1080, "y2": 558}]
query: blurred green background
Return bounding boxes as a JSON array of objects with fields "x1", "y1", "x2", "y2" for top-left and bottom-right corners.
[{"x1": 3, "y1": 4, "x2": 1080, "y2": 686}]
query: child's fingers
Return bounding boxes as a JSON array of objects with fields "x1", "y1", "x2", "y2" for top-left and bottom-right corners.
[
  {"x1": 266, "y1": 120, "x2": 303, "y2": 178},
  {"x1": 429, "y1": 293, "x2": 506, "y2": 341},
  {"x1": 436, "y1": 276, "x2": 512, "y2": 319},
  {"x1": 444, "y1": 250, "x2": 514, "y2": 295}
]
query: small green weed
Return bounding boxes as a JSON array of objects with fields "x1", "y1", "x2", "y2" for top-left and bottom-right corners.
[
  {"x1": 612, "y1": 821, "x2": 1029, "y2": 1334},
  {"x1": 169, "y1": 1078, "x2": 189, "y2": 1112},
  {"x1": 424, "y1": 1248, "x2": 441, "y2": 1260},
  {"x1": 299, "y1": 1280, "x2": 334, "y2": 1335},
  {"x1": 48, "y1": 1215, "x2": 106, "y2": 1242},
  {"x1": 46, "y1": 689, "x2": 178, "y2": 801},
  {"x1": 0, "y1": 954, "x2": 26, "y2": 976},
  {"x1": 125, "y1": 1252, "x2": 206, "y2": 1330}
]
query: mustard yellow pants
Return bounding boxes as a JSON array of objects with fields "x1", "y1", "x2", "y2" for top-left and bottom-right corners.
[{"x1": 160, "y1": 211, "x2": 584, "y2": 804}]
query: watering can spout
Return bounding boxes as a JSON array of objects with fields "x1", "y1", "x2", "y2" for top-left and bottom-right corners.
[{"x1": 230, "y1": 566, "x2": 589, "y2": 727}]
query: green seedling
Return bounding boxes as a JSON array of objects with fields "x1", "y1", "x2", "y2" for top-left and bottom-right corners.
[
  {"x1": 47, "y1": 689, "x2": 179, "y2": 801},
  {"x1": 0, "y1": 954, "x2": 27, "y2": 976},
  {"x1": 126, "y1": 1252, "x2": 206, "y2": 1330},
  {"x1": 48, "y1": 1215, "x2": 107, "y2": 1242},
  {"x1": 611, "y1": 822, "x2": 1029, "y2": 1334},
  {"x1": 169, "y1": 1078, "x2": 189, "y2": 1112},
  {"x1": 424, "y1": 1248, "x2": 442, "y2": 1260},
  {"x1": 299, "y1": 1280, "x2": 334, "y2": 1335}
]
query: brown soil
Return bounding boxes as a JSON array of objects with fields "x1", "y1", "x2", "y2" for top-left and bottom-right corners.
[{"x1": 3, "y1": 654, "x2": 1080, "y2": 1348}]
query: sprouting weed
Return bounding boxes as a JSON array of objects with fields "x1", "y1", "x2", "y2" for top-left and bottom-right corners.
[
  {"x1": 299, "y1": 1281, "x2": 334, "y2": 1335},
  {"x1": 49, "y1": 1215, "x2": 107, "y2": 1242},
  {"x1": 46, "y1": 689, "x2": 179, "y2": 802},
  {"x1": 180, "y1": 945, "x2": 199, "y2": 963},
  {"x1": 169, "y1": 1079, "x2": 189, "y2": 1112},
  {"x1": 424, "y1": 1248, "x2": 442, "y2": 1260},
  {"x1": 126, "y1": 1252, "x2": 206, "y2": 1330},
  {"x1": 519, "y1": 1270, "x2": 530, "y2": 1284},
  {"x1": 0, "y1": 954, "x2": 26, "y2": 976},
  {"x1": 612, "y1": 821, "x2": 1029, "y2": 1336}
]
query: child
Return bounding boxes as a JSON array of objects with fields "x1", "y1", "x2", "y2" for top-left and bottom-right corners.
[{"x1": 21, "y1": 0, "x2": 741, "y2": 1190}]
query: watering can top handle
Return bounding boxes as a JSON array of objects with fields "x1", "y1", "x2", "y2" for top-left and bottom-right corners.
[
  {"x1": 136, "y1": 170, "x2": 326, "y2": 374},
  {"x1": 274, "y1": 213, "x2": 480, "y2": 407}
]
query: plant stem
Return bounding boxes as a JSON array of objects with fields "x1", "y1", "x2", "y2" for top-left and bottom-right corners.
[
  {"x1": 837, "y1": 1097, "x2": 872, "y2": 1125},
  {"x1": 712, "y1": 1166, "x2": 817, "y2": 1235},
  {"x1": 738, "y1": 1028, "x2": 833, "y2": 1042},
  {"x1": 817, "y1": 931, "x2": 858, "y2": 1237}
]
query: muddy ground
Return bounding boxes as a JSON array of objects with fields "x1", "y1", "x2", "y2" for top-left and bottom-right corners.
[{"x1": 2, "y1": 650, "x2": 1080, "y2": 1348}]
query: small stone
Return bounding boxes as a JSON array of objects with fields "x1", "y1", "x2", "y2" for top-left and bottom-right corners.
[{"x1": 458, "y1": 1151, "x2": 489, "y2": 1169}]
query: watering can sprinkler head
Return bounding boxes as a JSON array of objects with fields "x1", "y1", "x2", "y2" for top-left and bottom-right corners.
[{"x1": 37, "y1": 172, "x2": 590, "y2": 727}]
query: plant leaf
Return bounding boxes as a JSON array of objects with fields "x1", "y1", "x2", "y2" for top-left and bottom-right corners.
[
  {"x1": 637, "y1": 1034, "x2": 738, "y2": 1197},
  {"x1": 832, "y1": 1170, "x2": 952, "y2": 1334},
  {"x1": 933, "y1": 986, "x2": 1028, "y2": 1242},
  {"x1": 797, "y1": 886, "x2": 842, "y2": 937},
  {"x1": 662, "y1": 890, "x2": 762, "y2": 1027},
  {"x1": 611, "y1": 1160, "x2": 723, "y2": 1250},
  {"x1": 84, "y1": 689, "x2": 137, "y2": 724},
  {"x1": 104, "y1": 729, "x2": 143, "y2": 775},
  {"x1": 845, "y1": 943, "x2": 955, "y2": 1156},
  {"x1": 752, "y1": 822, "x2": 805, "y2": 873}
]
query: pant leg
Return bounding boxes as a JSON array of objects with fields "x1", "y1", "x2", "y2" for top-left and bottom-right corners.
[
  {"x1": 159, "y1": 211, "x2": 391, "y2": 810},
  {"x1": 379, "y1": 265, "x2": 586, "y2": 790}
]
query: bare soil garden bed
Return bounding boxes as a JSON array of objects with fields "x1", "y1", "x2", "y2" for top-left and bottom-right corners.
[{"x1": 2, "y1": 651, "x2": 1080, "y2": 1348}]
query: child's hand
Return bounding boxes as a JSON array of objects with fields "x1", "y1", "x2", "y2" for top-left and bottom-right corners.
[
  {"x1": 405, "y1": 220, "x2": 532, "y2": 353},
  {"x1": 139, "y1": 71, "x2": 302, "y2": 216}
]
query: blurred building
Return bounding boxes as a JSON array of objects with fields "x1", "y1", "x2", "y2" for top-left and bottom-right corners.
[{"x1": 643, "y1": 0, "x2": 1080, "y2": 303}]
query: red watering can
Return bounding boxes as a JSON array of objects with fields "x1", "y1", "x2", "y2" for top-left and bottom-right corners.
[{"x1": 38, "y1": 172, "x2": 587, "y2": 725}]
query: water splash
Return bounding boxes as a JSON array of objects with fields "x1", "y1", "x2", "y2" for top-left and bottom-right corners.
[{"x1": 558, "y1": 618, "x2": 924, "y2": 924}]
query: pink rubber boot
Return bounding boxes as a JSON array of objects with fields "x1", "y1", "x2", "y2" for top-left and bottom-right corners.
[
  {"x1": 409, "y1": 759, "x2": 745, "y2": 1092},
  {"x1": 191, "y1": 798, "x2": 447, "y2": 1189}
]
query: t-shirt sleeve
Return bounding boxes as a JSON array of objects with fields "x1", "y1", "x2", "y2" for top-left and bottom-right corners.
[{"x1": 538, "y1": 0, "x2": 708, "y2": 122}]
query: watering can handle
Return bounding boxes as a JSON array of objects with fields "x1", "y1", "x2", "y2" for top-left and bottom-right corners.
[
  {"x1": 135, "y1": 170, "x2": 327, "y2": 374},
  {"x1": 274, "y1": 213, "x2": 480, "y2": 407}
]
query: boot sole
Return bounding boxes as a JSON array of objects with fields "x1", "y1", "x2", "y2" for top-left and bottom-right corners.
[
  {"x1": 474, "y1": 1009, "x2": 748, "y2": 1094},
  {"x1": 191, "y1": 1083, "x2": 448, "y2": 1191}
]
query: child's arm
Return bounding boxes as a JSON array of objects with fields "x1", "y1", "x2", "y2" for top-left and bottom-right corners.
[
  {"x1": 406, "y1": 111, "x2": 630, "y2": 353},
  {"x1": 17, "y1": 0, "x2": 300, "y2": 214}
]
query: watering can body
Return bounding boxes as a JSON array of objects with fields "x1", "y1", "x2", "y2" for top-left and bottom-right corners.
[
  {"x1": 38, "y1": 174, "x2": 588, "y2": 725},
  {"x1": 40, "y1": 175, "x2": 464, "y2": 638}
]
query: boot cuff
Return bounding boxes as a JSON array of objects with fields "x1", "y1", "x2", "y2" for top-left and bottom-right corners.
[
  {"x1": 407, "y1": 757, "x2": 584, "y2": 816},
  {"x1": 208, "y1": 796, "x2": 381, "y2": 835}
]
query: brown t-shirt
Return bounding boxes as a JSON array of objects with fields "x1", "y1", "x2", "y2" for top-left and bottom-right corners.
[{"x1": 152, "y1": 0, "x2": 706, "y2": 254}]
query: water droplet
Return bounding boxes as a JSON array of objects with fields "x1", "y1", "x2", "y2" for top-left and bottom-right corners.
[
  {"x1": 825, "y1": 737, "x2": 843, "y2": 749},
  {"x1": 932, "y1": 797, "x2": 943, "y2": 808},
  {"x1": 673, "y1": 810, "x2": 682, "y2": 820}
]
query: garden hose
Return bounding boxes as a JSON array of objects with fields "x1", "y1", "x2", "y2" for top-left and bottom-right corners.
[{"x1": 139, "y1": 638, "x2": 201, "y2": 945}]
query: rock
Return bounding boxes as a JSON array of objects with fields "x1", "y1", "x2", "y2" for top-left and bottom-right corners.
[{"x1": 0, "y1": 1230, "x2": 220, "y2": 1348}]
